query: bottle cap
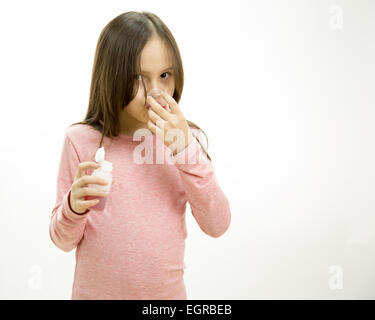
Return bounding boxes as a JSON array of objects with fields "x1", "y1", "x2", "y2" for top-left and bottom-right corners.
[
  {"x1": 94, "y1": 147, "x2": 112, "y2": 172},
  {"x1": 95, "y1": 146, "x2": 105, "y2": 162}
]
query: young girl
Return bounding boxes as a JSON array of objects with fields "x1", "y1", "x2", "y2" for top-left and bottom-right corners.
[{"x1": 49, "y1": 11, "x2": 231, "y2": 300}]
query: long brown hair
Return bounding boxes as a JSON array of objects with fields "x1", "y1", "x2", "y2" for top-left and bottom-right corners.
[{"x1": 70, "y1": 11, "x2": 211, "y2": 161}]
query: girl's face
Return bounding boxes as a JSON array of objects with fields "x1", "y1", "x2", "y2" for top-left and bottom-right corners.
[{"x1": 119, "y1": 36, "x2": 176, "y2": 130}]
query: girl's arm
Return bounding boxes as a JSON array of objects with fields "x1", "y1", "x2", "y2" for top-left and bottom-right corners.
[
  {"x1": 49, "y1": 130, "x2": 89, "y2": 252},
  {"x1": 172, "y1": 129, "x2": 231, "y2": 238}
]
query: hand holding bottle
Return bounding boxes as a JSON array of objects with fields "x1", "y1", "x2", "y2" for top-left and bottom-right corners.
[{"x1": 70, "y1": 162, "x2": 109, "y2": 214}]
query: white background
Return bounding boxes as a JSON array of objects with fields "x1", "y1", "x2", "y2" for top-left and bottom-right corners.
[{"x1": 0, "y1": 0, "x2": 374, "y2": 299}]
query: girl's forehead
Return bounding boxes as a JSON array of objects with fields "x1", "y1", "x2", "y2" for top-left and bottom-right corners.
[
  {"x1": 141, "y1": 66, "x2": 174, "y2": 74},
  {"x1": 140, "y1": 59, "x2": 174, "y2": 74},
  {"x1": 140, "y1": 38, "x2": 173, "y2": 69}
]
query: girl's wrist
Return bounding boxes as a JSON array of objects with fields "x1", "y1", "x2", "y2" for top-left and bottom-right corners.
[{"x1": 172, "y1": 130, "x2": 194, "y2": 156}]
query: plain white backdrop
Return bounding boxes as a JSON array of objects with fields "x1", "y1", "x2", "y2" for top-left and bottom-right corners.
[{"x1": 0, "y1": 0, "x2": 374, "y2": 299}]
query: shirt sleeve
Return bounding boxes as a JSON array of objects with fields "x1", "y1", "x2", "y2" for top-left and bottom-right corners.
[
  {"x1": 49, "y1": 129, "x2": 90, "y2": 252},
  {"x1": 170, "y1": 129, "x2": 231, "y2": 238}
]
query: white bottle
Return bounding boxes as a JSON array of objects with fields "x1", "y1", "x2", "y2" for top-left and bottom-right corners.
[{"x1": 87, "y1": 147, "x2": 113, "y2": 210}]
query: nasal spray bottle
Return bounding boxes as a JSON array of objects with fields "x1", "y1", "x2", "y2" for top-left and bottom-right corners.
[{"x1": 86, "y1": 147, "x2": 113, "y2": 211}]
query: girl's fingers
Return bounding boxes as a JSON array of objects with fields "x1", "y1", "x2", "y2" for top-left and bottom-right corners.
[
  {"x1": 79, "y1": 199, "x2": 100, "y2": 209},
  {"x1": 147, "y1": 109, "x2": 165, "y2": 127},
  {"x1": 77, "y1": 187, "x2": 109, "y2": 199},
  {"x1": 76, "y1": 175, "x2": 108, "y2": 188},
  {"x1": 147, "y1": 96, "x2": 171, "y2": 121},
  {"x1": 75, "y1": 162, "x2": 100, "y2": 179},
  {"x1": 159, "y1": 91, "x2": 181, "y2": 114}
]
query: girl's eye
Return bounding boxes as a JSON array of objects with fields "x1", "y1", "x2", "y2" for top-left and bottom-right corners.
[
  {"x1": 136, "y1": 72, "x2": 171, "y2": 81},
  {"x1": 161, "y1": 72, "x2": 171, "y2": 80}
]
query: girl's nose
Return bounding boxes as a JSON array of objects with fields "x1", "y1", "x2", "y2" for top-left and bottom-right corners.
[
  {"x1": 147, "y1": 86, "x2": 163, "y2": 94},
  {"x1": 145, "y1": 79, "x2": 167, "y2": 93},
  {"x1": 147, "y1": 87, "x2": 163, "y2": 95}
]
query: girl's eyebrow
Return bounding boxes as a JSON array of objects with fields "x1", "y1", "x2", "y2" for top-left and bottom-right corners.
[{"x1": 141, "y1": 66, "x2": 173, "y2": 74}]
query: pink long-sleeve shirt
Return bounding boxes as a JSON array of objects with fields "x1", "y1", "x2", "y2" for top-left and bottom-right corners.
[{"x1": 49, "y1": 123, "x2": 231, "y2": 300}]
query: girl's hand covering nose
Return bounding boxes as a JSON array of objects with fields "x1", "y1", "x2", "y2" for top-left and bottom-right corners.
[{"x1": 147, "y1": 91, "x2": 194, "y2": 156}]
